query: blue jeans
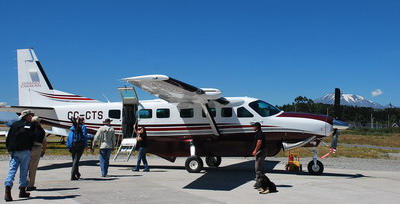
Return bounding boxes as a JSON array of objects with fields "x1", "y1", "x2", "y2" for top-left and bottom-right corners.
[
  {"x1": 4, "y1": 150, "x2": 31, "y2": 187},
  {"x1": 99, "y1": 149, "x2": 112, "y2": 176},
  {"x1": 135, "y1": 147, "x2": 149, "y2": 171}
]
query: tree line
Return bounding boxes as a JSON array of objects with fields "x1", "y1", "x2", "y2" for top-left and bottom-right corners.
[{"x1": 277, "y1": 96, "x2": 400, "y2": 128}]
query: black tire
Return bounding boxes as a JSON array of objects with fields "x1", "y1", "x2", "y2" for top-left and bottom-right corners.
[
  {"x1": 307, "y1": 160, "x2": 324, "y2": 175},
  {"x1": 205, "y1": 156, "x2": 222, "y2": 168},
  {"x1": 185, "y1": 156, "x2": 203, "y2": 173}
]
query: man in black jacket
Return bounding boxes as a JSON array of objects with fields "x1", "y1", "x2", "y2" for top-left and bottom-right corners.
[{"x1": 4, "y1": 110, "x2": 35, "y2": 202}]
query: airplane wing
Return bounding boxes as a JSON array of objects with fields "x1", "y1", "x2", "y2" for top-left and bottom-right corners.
[
  {"x1": 123, "y1": 75, "x2": 228, "y2": 104},
  {"x1": 123, "y1": 75, "x2": 227, "y2": 136}
]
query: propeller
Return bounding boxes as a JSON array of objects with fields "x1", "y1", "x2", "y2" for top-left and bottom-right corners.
[
  {"x1": 322, "y1": 88, "x2": 349, "y2": 159},
  {"x1": 330, "y1": 88, "x2": 349, "y2": 150}
]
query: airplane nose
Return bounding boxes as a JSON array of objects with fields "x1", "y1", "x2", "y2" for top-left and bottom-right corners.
[{"x1": 333, "y1": 119, "x2": 350, "y2": 130}]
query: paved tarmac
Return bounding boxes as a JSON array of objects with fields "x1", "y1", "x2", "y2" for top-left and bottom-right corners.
[{"x1": 0, "y1": 156, "x2": 399, "y2": 204}]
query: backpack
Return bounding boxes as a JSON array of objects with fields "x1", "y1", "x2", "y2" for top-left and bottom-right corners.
[{"x1": 72, "y1": 126, "x2": 84, "y2": 147}]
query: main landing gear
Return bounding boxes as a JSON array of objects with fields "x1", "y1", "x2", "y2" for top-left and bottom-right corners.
[
  {"x1": 184, "y1": 156, "x2": 222, "y2": 173},
  {"x1": 184, "y1": 140, "x2": 222, "y2": 173},
  {"x1": 185, "y1": 156, "x2": 203, "y2": 173}
]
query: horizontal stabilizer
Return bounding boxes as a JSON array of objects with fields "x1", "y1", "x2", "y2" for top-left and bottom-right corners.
[{"x1": 0, "y1": 105, "x2": 54, "y2": 113}]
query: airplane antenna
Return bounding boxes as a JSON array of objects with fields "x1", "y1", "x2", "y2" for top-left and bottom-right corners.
[{"x1": 102, "y1": 93, "x2": 110, "y2": 103}]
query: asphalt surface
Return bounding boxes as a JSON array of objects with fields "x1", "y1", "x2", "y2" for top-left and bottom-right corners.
[{"x1": 0, "y1": 156, "x2": 399, "y2": 204}]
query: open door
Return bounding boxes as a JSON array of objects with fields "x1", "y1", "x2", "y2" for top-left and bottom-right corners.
[{"x1": 118, "y1": 87, "x2": 139, "y2": 138}]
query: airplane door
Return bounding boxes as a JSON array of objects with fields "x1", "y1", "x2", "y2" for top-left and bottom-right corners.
[{"x1": 118, "y1": 87, "x2": 139, "y2": 138}]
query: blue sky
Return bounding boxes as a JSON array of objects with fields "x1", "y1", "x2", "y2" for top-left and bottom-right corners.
[{"x1": 1, "y1": 0, "x2": 399, "y2": 112}]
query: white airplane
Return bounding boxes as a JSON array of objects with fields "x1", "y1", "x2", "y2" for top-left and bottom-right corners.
[{"x1": 1, "y1": 49, "x2": 348, "y2": 174}]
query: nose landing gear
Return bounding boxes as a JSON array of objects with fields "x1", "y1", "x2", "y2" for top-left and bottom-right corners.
[{"x1": 307, "y1": 145, "x2": 324, "y2": 175}]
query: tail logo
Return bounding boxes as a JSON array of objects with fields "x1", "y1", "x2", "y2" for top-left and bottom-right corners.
[{"x1": 20, "y1": 82, "x2": 41, "y2": 88}]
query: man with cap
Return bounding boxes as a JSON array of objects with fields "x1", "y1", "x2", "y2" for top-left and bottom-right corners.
[
  {"x1": 251, "y1": 122, "x2": 267, "y2": 188},
  {"x1": 4, "y1": 110, "x2": 35, "y2": 202},
  {"x1": 92, "y1": 118, "x2": 116, "y2": 177}
]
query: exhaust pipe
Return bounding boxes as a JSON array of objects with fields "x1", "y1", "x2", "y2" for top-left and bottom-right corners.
[{"x1": 282, "y1": 136, "x2": 316, "y2": 151}]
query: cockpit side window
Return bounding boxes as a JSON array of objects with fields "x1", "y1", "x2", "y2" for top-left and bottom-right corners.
[{"x1": 249, "y1": 100, "x2": 281, "y2": 117}]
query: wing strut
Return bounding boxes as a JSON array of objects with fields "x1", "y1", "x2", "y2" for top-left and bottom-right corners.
[{"x1": 200, "y1": 103, "x2": 220, "y2": 137}]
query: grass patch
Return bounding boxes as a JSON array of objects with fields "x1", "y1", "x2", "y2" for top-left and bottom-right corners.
[
  {"x1": 343, "y1": 128, "x2": 400, "y2": 136},
  {"x1": 276, "y1": 145, "x2": 400, "y2": 159},
  {"x1": 2, "y1": 133, "x2": 400, "y2": 159}
]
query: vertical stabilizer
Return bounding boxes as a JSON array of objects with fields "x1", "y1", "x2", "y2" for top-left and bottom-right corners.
[{"x1": 17, "y1": 49, "x2": 100, "y2": 106}]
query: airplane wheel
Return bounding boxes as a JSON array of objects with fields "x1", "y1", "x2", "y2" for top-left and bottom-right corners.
[
  {"x1": 185, "y1": 156, "x2": 203, "y2": 173},
  {"x1": 205, "y1": 156, "x2": 222, "y2": 167},
  {"x1": 307, "y1": 160, "x2": 324, "y2": 175}
]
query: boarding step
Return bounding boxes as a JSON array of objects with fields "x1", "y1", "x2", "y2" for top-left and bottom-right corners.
[{"x1": 113, "y1": 138, "x2": 136, "y2": 162}]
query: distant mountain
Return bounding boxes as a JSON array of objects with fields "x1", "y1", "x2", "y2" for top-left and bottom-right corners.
[{"x1": 314, "y1": 93, "x2": 385, "y2": 109}]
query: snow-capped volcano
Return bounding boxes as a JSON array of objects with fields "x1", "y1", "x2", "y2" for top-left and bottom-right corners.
[{"x1": 314, "y1": 93, "x2": 385, "y2": 109}]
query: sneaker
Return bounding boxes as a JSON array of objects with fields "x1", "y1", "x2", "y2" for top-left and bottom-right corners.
[
  {"x1": 143, "y1": 169, "x2": 150, "y2": 172},
  {"x1": 132, "y1": 168, "x2": 139, "y2": 172}
]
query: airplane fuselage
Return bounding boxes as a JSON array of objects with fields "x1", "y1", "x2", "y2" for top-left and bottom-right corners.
[{"x1": 34, "y1": 96, "x2": 333, "y2": 158}]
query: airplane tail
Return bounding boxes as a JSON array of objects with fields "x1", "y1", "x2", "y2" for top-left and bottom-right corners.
[{"x1": 17, "y1": 49, "x2": 100, "y2": 107}]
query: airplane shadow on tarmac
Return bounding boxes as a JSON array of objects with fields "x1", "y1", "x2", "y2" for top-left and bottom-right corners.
[
  {"x1": 183, "y1": 160, "x2": 280, "y2": 191},
  {"x1": 37, "y1": 159, "x2": 365, "y2": 191},
  {"x1": 183, "y1": 160, "x2": 366, "y2": 191}
]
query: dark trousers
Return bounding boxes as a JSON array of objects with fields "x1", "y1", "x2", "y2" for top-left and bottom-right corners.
[
  {"x1": 255, "y1": 150, "x2": 267, "y2": 180},
  {"x1": 70, "y1": 146, "x2": 84, "y2": 179}
]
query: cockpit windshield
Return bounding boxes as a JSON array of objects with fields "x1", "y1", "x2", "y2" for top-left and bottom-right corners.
[{"x1": 249, "y1": 100, "x2": 281, "y2": 117}]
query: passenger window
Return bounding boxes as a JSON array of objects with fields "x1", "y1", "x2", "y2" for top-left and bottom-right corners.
[
  {"x1": 180, "y1": 108, "x2": 194, "y2": 118},
  {"x1": 108, "y1": 109, "x2": 121, "y2": 119},
  {"x1": 221, "y1": 108, "x2": 232, "y2": 117},
  {"x1": 139, "y1": 109, "x2": 152, "y2": 119},
  {"x1": 237, "y1": 107, "x2": 254, "y2": 118},
  {"x1": 202, "y1": 108, "x2": 216, "y2": 118},
  {"x1": 157, "y1": 109, "x2": 170, "y2": 118}
]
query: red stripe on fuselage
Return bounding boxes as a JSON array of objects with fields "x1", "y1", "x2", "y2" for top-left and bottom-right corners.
[{"x1": 277, "y1": 112, "x2": 333, "y2": 125}]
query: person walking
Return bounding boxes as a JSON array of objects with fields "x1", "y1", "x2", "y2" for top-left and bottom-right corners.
[
  {"x1": 92, "y1": 118, "x2": 116, "y2": 177},
  {"x1": 66, "y1": 117, "x2": 88, "y2": 180},
  {"x1": 251, "y1": 122, "x2": 267, "y2": 188},
  {"x1": 27, "y1": 116, "x2": 47, "y2": 191},
  {"x1": 4, "y1": 110, "x2": 35, "y2": 202},
  {"x1": 132, "y1": 126, "x2": 149, "y2": 172}
]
